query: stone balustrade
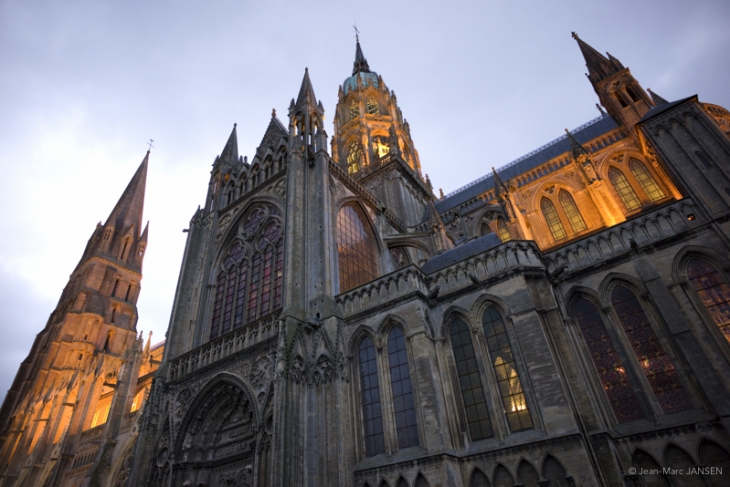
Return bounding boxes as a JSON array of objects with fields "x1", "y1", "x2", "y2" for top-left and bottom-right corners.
[
  {"x1": 544, "y1": 198, "x2": 699, "y2": 276},
  {"x1": 169, "y1": 312, "x2": 280, "y2": 381}
]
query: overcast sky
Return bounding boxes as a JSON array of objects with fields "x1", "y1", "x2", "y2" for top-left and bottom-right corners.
[{"x1": 1, "y1": 1, "x2": 729, "y2": 403}]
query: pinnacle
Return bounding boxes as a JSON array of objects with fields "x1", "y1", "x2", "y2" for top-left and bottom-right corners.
[
  {"x1": 647, "y1": 88, "x2": 669, "y2": 106},
  {"x1": 572, "y1": 32, "x2": 622, "y2": 81},
  {"x1": 352, "y1": 37, "x2": 371, "y2": 75},
  {"x1": 295, "y1": 68, "x2": 319, "y2": 110},
  {"x1": 220, "y1": 124, "x2": 239, "y2": 163}
]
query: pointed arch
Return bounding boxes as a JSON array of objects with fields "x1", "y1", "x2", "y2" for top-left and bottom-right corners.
[
  {"x1": 698, "y1": 439, "x2": 730, "y2": 487},
  {"x1": 663, "y1": 444, "x2": 703, "y2": 486},
  {"x1": 570, "y1": 295, "x2": 644, "y2": 423},
  {"x1": 629, "y1": 158, "x2": 665, "y2": 202},
  {"x1": 541, "y1": 197, "x2": 567, "y2": 241},
  {"x1": 358, "y1": 335, "x2": 385, "y2": 457},
  {"x1": 469, "y1": 468, "x2": 490, "y2": 487},
  {"x1": 558, "y1": 190, "x2": 587, "y2": 232},
  {"x1": 414, "y1": 473, "x2": 429, "y2": 487},
  {"x1": 492, "y1": 464, "x2": 514, "y2": 487},
  {"x1": 387, "y1": 326, "x2": 419, "y2": 449},
  {"x1": 394, "y1": 476, "x2": 408, "y2": 487},
  {"x1": 450, "y1": 317, "x2": 493, "y2": 441},
  {"x1": 378, "y1": 480, "x2": 390, "y2": 487},
  {"x1": 632, "y1": 449, "x2": 669, "y2": 487},
  {"x1": 516, "y1": 459, "x2": 540, "y2": 487},
  {"x1": 609, "y1": 167, "x2": 641, "y2": 211},
  {"x1": 481, "y1": 306, "x2": 532, "y2": 431},
  {"x1": 610, "y1": 285, "x2": 692, "y2": 414},
  {"x1": 686, "y1": 257, "x2": 730, "y2": 344},
  {"x1": 542, "y1": 454, "x2": 570, "y2": 487},
  {"x1": 337, "y1": 202, "x2": 379, "y2": 292},
  {"x1": 496, "y1": 217, "x2": 510, "y2": 242}
]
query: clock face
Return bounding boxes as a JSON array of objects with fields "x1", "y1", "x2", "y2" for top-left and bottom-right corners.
[
  {"x1": 366, "y1": 97, "x2": 379, "y2": 115},
  {"x1": 349, "y1": 100, "x2": 359, "y2": 119}
]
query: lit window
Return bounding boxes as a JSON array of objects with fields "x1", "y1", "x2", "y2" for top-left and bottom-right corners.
[
  {"x1": 367, "y1": 97, "x2": 379, "y2": 115},
  {"x1": 372, "y1": 136, "x2": 390, "y2": 159},
  {"x1": 482, "y1": 308, "x2": 532, "y2": 431},
  {"x1": 91, "y1": 402, "x2": 111, "y2": 428},
  {"x1": 572, "y1": 297, "x2": 644, "y2": 423},
  {"x1": 609, "y1": 167, "x2": 641, "y2": 211},
  {"x1": 347, "y1": 142, "x2": 362, "y2": 174},
  {"x1": 611, "y1": 285, "x2": 692, "y2": 414},
  {"x1": 687, "y1": 259, "x2": 730, "y2": 344},
  {"x1": 629, "y1": 159, "x2": 665, "y2": 202},
  {"x1": 541, "y1": 198, "x2": 567, "y2": 241},
  {"x1": 349, "y1": 99, "x2": 359, "y2": 119},
  {"x1": 450, "y1": 318, "x2": 493, "y2": 441},
  {"x1": 559, "y1": 190, "x2": 587, "y2": 233},
  {"x1": 337, "y1": 204, "x2": 378, "y2": 292},
  {"x1": 131, "y1": 390, "x2": 145, "y2": 412},
  {"x1": 496, "y1": 217, "x2": 511, "y2": 242},
  {"x1": 387, "y1": 327, "x2": 419, "y2": 448},
  {"x1": 359, "y1": 336, "x2": 384, "y2": 456}
]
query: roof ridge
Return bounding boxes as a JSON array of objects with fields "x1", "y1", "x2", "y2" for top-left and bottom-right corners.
[{"x1": 443, "y1": 115, "x2": 606, "y2": 199}]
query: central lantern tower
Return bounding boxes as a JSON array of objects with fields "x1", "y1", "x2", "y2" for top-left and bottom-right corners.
[{"x1": 332, "y1": 37, "x2": 423, "y2": 179}]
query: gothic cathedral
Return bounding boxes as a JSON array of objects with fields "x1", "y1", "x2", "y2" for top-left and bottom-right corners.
[{"x1": 3, "y1": 34, "x2": 730, "y2": 486}]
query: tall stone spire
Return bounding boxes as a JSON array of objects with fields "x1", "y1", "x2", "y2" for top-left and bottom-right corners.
[
  {"x1": 572, "y1": 32, "x2": 623, "y2": 83},
  {"x1": 294, "y1": 68, "x2": 320, "y2": 113},
  {"x1": 219, "y1": 123, "x2": 239, "y2": 164},
  {"x1": 105, "y1": 151, "x2": 148, "y2": 236}
]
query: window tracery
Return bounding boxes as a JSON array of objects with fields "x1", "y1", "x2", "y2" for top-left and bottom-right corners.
[
  {"x1": 347, "y1": 142, "x2": 362, "y2": 174},
  {"x1": 609, "y1": 167, "x2": 641, "y2": 211},
  {"x1": 541, "y1": 197, "x2": 567, "y2": 241},
  {"x1": 358, "y1": 336, "x2": 384, "y2": 456},
  {"x1": 366, "y1": 97, "x2": 379, "y2": 115},
  {"x1": 610, "y1": 285, "x2": 692, "y2": 414},
  {"x1": 482, "y1": 307, "x2": 532, "y2": 431},
  {"x1": 558, "y1": 190, "x2": 587, "y2": 233},
  {"x1": 571, "y1": 297, "x2": 644, "y2": 422},
  {"x1": 210, "y1": 204, "x2": 284, "y2": 341},
  {"x1": 496, "y1": 217, "x2": 511, "y2": 242},
  {"x1": 372, "y1": 136, "x2": 390, "y2": 158},
  {"x1": 450, "y1": 318, "x2": 493, "y2": 441},
  {"x1": 387, "y1": 327, "x2": 419, "y2": 448},
  {"x1": 629, "y1": 158, "x2": 665, "y2": 202},
  {"x1": 687, "y1": 258, "x2": 730, "y2": 344},
  {"x1": 337, "y1": 204, "x2": 378, "y2": 292},
  {"x1": 349, "y1": 99, "x2": 359, "y2": 119}
]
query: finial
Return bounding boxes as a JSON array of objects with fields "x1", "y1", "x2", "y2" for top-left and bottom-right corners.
[
  {"x1": 146, "y1": 139, "x2": 155, "y2": 152},
  {"x1": 571, "y1": 32, "x2": 579, "y2": 40},
  {"x1": 234, "y1": 123, "x2": 237, "y2": 128},
  {"x1": 272, "y1": 108, "x2": 277, "y2": 118},
  {"x1": 353, "y1": 22, "x2": 360, "y2": 41},
  {"x1": 439, "y1": 188, "x2": 444, "y2": 199},
  {"x1": 595, "y1": 103, "x2": 606, "y2": 116}
]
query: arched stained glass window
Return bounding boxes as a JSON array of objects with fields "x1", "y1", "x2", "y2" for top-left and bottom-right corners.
[
  {"x1": 609, "y1": 167, "x2": 641, "y2": 211},
  {"x1": 611, "y1": 286, "x2": 692, "y2": 414},
  {"x1": 541, "y1": 198, "x2": 567, "y2": 241},
  {"x1": 496, "y1": 217, "x2": 511, "y2": 242},
  {"x1": 337, "y1": 204, "x2": 378, "y2": 292},
  {"x1": 558, "y1": 190, "x2": 587, "y2": 233},
  {"x1": 347, "y1": 142, "x2": 362, "y2": 174},
  {"x1": 359, "y1": 336, "x2": 384, "y2": 456},
  {"x1": 387, "y1": 327, "x2": 419, "y2": 449},
  {"x1": 630, "y1": 159, "x2": 665, "y2": 202},
  {"x1": 210, "y1": 205, "x2": 284, "y2": 341},
  {"x1": 482, "y1": 308, "x2": 532, "y2": 431},
  {"x1": 572, "y1": 297, "x2": 644, "y2": 422},
  {"x1": 687, "y1": 258, "x2": 730, "y2": 344},
  {"x1": 450, "y1": 318, "x2": 493, "y2": 441}
]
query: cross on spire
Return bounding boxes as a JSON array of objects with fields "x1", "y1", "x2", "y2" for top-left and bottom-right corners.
[
  {"x1": 146, "y1": 139, "x2": 155, "y2": 152},
  {"x1": 353, "y1": 22, "x2": 360, "y2": 41}
]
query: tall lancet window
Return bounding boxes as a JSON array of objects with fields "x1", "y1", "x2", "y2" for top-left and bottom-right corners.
[
  {"x1": 572, "y1": 297, "x2": 644, "y2": 423},
  {"x1": 337, "y1": 204, "x2": 378, "y2": 293},
  {"x1": 541, "y1": 198, "x2": 567, "y2": 242},
  {"x1": 387, "y1": 327, "x2": 419, "y2": 448},
  {"x1": 609, "y1": 167, "x2": 641, "y2": 211},
  {"x1": 629, "y1": 159, "x2": 665, "y2": 202},
  {"x1": 450, "y1": 318, "x2": 493, "y2": 441},
  {"x1": 210, "y1": 204, "x2": 284, "y2": 341},
  {"x1": 347, "y1": 142, "x2": 362, "y2": 174},
  {"x1": 559, "y1": 190, "x2": 587, "y2": 233},
  {"x1": 687, "y1": 258, "x2": 730, "y2": 344},
  {"x1": 359, "y1": 336, "x2": 385, "y2": 456},
  {"x1": 482, "y1": 307, "x2": 532, "y2": 431},
  {"x1": 611, "y1": 285, "x2": 692, "y2": 414}
]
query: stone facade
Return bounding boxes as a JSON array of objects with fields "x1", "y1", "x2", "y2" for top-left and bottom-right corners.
[{"x1": 5, "y1": 32, "x2": 730, "y2": 487}]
